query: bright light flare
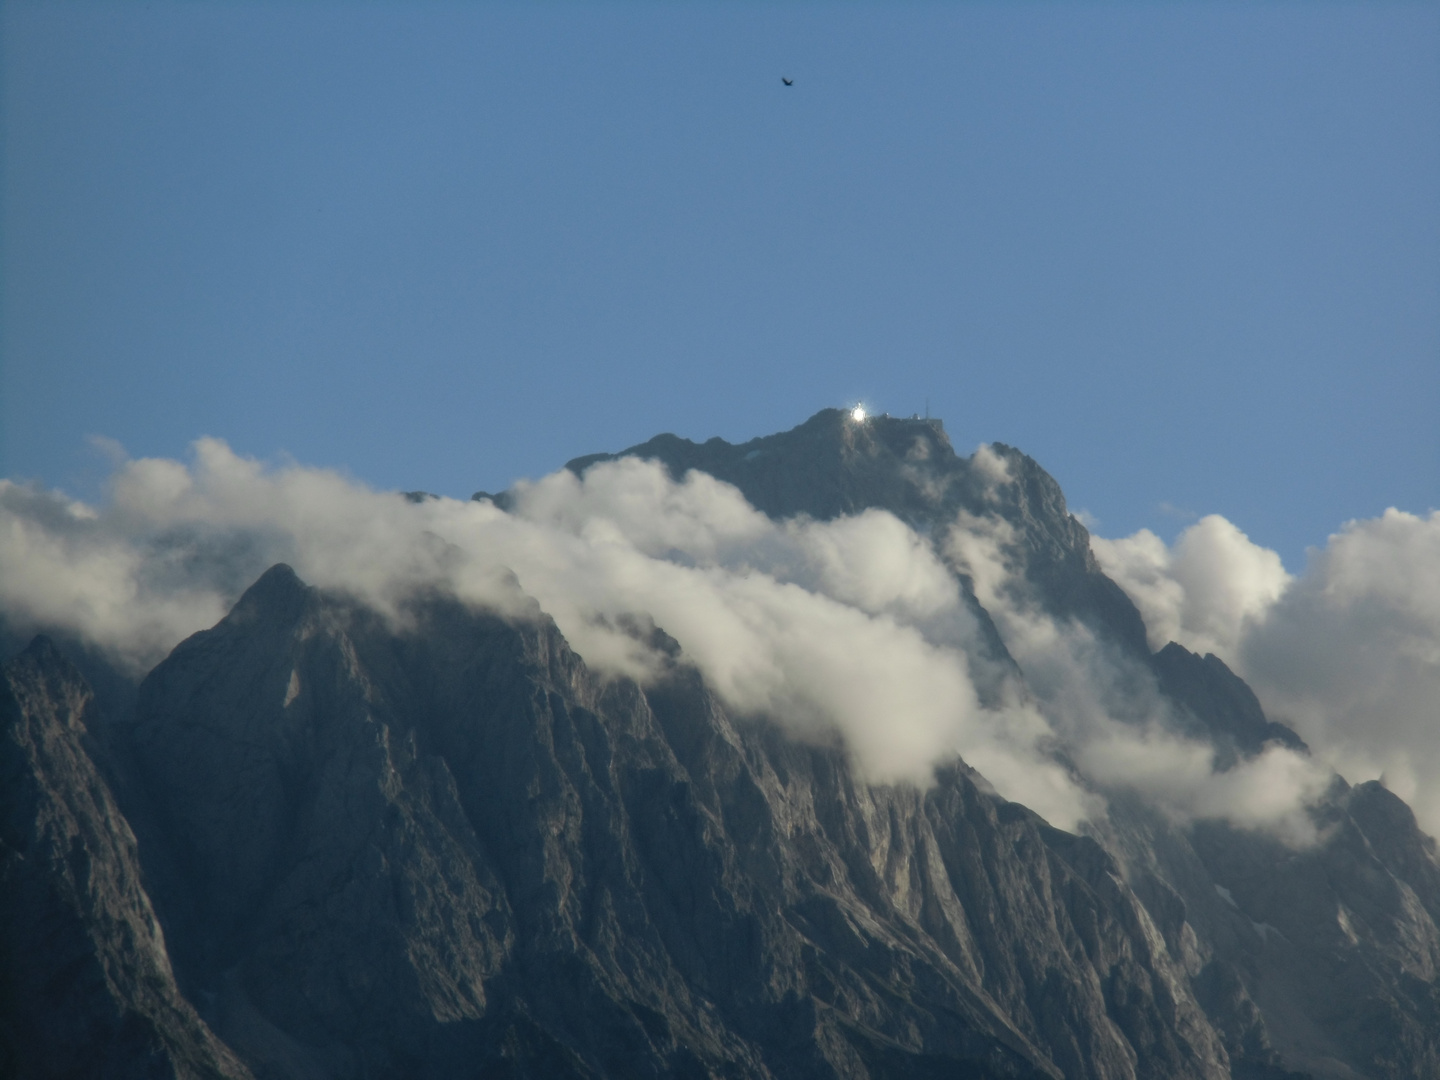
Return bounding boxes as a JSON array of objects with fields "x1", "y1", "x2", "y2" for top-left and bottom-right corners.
[{"x1": 850, "y1": 405, "x2": 867, "y2": 423}]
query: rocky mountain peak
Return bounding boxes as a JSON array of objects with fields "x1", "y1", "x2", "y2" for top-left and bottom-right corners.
[
  {"x1": 566, "y1": 407, "x2": 1150, "y2": 656},
  {"x1": 3, "y1": 635, "x2": 91, "y2": 732},
  {"x1": 567, "y1": 407, "x2": 962, "y2": 525},
  {"x1": 1152, "y1": 642, "x2": 1307, "y2": 761},
  {"x1": 5, "y1": 412, "x2": 1440, "y2": 1079},
  {"x1": 219, "y1": 562, "x2": 314, "y2": 629}
]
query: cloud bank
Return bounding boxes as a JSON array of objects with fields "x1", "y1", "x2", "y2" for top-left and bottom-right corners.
[
  {"x1": 4, "y1": 438, "x2": 1420, "y2": 841},
  {"x1": 1, "y1": 441, "x2": 1085, "y2": 823},
  {"x1": 1095, "y1": 509, "x2": 1440, "y2": 836}
]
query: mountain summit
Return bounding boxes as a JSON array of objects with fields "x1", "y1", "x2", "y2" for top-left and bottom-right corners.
[
  {"x1": 567, "y1": 408, "x2": 1150, "y2": 658},
  {"x1": 4, "y1": 410, "x2": 1438, "y2": 1079}
]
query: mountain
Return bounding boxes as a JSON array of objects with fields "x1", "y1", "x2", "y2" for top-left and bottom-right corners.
[{"x1": 4, "y1": 409, "x2": 1438, "y2": 1079}]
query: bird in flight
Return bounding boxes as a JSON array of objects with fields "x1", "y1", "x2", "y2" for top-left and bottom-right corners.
[{"x1": 781, "y1": 77, "x2": 793, "y2": 86}]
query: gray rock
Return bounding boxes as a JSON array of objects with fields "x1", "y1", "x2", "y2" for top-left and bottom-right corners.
[
  {"x1": 1151, "y1": 644, "x2": 1307, "y2": 765},
  {"x1": 113, "y1": 565, "x2": 1225, "y2": 1077},
  {"x1": 0, "y1": 637, "x2": 251, "y2": 1080}
]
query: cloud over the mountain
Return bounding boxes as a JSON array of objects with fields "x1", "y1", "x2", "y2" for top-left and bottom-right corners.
[
  {"x1": 0, "y1": 440, "x2": 1087, "y2": 825},
  {"x1": 8, "y1": 438, "x2": 1424, "y2": 841},
  {"x1": 1089, "y1": 515, "x2": 1290, "y2": 658},
  {"x1": 947, "y1": 511, "x2": 1328, "y2": 843},
  {"x1": 1095, "y1": 509, "x2": 1440, "y2": 836}
]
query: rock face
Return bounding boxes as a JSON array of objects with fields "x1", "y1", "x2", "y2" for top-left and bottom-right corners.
[
  {"x1": 4, "y1": 409, "x2": 1439, "y2": 1078},
  {"x1": 0, "y1": 638, "x2": 251, "y2": 1080},
  {"x1": 103, "y1": 567, "x2": 1225, "y2": 1078},
  {"x1": 1150, "y1": 645, "x2": 1307, "y2": 763}
]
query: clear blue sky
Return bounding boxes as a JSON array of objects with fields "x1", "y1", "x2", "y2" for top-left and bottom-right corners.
[{"x1": 3, "y1": 2, "x2": 1437, "y2": 568}]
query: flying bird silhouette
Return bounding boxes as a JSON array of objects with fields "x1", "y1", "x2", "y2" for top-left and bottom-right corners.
[{"x1": 781, "y1": 77, "x2": 793, "y2": 86}]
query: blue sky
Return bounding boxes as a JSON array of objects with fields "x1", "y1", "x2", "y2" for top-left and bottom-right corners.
[{"x1": 3, "y1": 2, "x2": 1436, "y2": 568}]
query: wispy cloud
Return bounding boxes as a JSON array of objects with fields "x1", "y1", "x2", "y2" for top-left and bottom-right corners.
[{"x1": 947, "y1": 509, "x2": 1327, "y2": 843}]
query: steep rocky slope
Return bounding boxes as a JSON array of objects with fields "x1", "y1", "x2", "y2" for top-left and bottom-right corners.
[
  {"x1": 0, "y1": 638, "x2": 251, "y2": 1080},
  {"x1": 106, "y1": 564, "x2": 1234, "y2": 1078}
]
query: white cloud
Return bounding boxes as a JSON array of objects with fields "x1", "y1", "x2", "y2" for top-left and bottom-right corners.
[
  {"x1": 1075, "y1": 731, "x2": 1329, "y2": 847},
  {"x1": 0, "y1": 442, "x2": 1089, "y2": 825},
  {"x1": 1095, "y1": 508, "x2": 1440, "y2": 837},
  {"x1": 969, "y1": 443, "x2": 1014, "y2": 488},
  {"x1": 1238, "y1": 509, "x2": 1440, "y2": 834},
  {"x1": 1091, "y1": 515, "x2": 1290, "y2": 658},
  {"x1": 946, "y1": 511, "x2": 1326, "y2": 842},
  {"x1": 0, "y1": 479, "x2": 230, "y2": 671},
  {"x1": 12, "y1": 439, "x2": 1419, "y2": 842}
]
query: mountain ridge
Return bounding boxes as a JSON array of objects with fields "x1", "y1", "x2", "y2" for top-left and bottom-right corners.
[{"x1": 4, "y1": 408, "x2": 1437, "y2": 1079}]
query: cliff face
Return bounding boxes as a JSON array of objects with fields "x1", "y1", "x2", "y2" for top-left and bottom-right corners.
[
  {"x1": 4, "y1": 410, "x2": 1438, "y2": 1079},
  {"x1": 0, "y1": 637, "x2": 251, "y2": 1080},
  {"x1": 98, "y1": 565, "x2": 1226, "y2": 1079}
]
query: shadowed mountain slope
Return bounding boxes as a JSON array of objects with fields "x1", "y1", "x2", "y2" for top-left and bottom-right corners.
[{"x1": 0, "y1": 638, "x2": 252, "y2": 1080}]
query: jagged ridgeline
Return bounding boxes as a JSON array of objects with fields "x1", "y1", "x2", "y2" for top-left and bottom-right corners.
[{"x1": 3, "y1": 409, "x2": 1438, "y2": 1079}]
